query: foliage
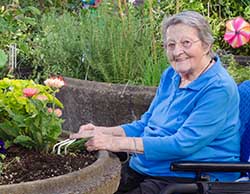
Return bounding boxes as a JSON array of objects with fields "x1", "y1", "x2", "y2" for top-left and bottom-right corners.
[
  {"x1": 0, "y1": 49, "x2": 10, "y2": 79},
  {"x1": 0, "y1": 78, "x2": 64, "y2": 153},
  {"x1": 228, "y1": 63, "x2": 250, "y2": 84},
  {"x1": 220, "y1": 54, "x2": 250, "y2": 83},
  {"x1": 0, "y1": 2, "x2": 42, "y2": 80},
  {"x1": 0, "y1": 0, "x2": 249, "y2": 86},
  {"x1": 0, "y1": 50, "x2": 8, "y2": 69},
  {"x1": 32, "y1": 11, "x2": 86, "y2": 80},
  {"x1": 0, "y1": 0, "x2": 81, "y2": 12},
  {"x1": 32, "y1": 2, "x2": 166, "y2": 85}
]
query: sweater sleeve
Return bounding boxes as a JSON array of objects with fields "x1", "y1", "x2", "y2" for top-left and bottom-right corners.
[{"x1": 143, "y1": 86, "x2": 232, "y2": 160}]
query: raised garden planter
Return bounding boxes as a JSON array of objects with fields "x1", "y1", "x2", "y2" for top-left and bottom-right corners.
[
  {"x1": 0, "y1": 151, "x2": 120, "y2": 194},
  {"x1": 57, "y1": 77, "x2": 156, "y2": 132}
]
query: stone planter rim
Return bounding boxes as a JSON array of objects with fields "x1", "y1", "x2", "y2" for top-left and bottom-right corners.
[
  {"x1": 0, "y1": 151, "x2": 106, "y2": 186},
  {"x1": 0, "y1": 150, "x2": 121, "y2": 194}
]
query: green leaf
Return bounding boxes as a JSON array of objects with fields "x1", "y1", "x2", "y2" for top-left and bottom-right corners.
[
  {"x1": 0, "y1": 18, "x2": 9, "y2": 33},
  {"x1": 22, "y1": 6, "x2": 41, "y2": 16},
  {"x1": 68, "y1": 138, "x2": 88, "y2": 152},
  {"x1": 53, "y1": 98, "x2": 64, "y2": 108},
  {"x1": 14, "y1": 135, "x2": 34, "y2": 149},
  {"x1": 0, "y1": 50, "x2": 7, "y2": 69},
  {"x1": 21, "y1": 17, "x2": 37, "y2": 26},
  {"x1": 0, "y1": 121, "x2": 19, "y2": 138}
]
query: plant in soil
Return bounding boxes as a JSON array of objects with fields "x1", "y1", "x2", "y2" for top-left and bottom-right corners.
[
  {"x1": 0, "y1": 145, "x2": 97, "y2": 185},
  {"x1": 0, "y1": 77, "x2": 97, "y2": 185}
]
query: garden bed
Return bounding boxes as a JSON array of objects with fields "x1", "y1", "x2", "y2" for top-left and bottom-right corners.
[
  {"x1": 0, "y1": 146, "x2": 97, "y2": 185},
  {"x1": 0, "y1": 150, "x2": 121, "y2": 194}
]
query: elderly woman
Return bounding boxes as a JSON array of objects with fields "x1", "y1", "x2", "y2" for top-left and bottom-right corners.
[{"x1": 70, "y1": 11, "x2": 240, "y2": 194}]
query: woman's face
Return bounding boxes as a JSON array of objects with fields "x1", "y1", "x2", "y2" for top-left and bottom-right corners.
[{"x1": 165, "y1": 23, "x2": 209, "y2": 76}]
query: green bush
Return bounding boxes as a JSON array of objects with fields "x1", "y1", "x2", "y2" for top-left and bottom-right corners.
[
  {"x1": 220, "y1": 53, "x2": 250, "y2": 83},
  {"x1": 0, "y1": 2, "x2": 42, "y2": 80},
  {"x1": 0, "y1": 49, "x2": 9, "y2": 78},
  {"x1": 32, "y1": 2, "x2": 166, "y2": 85}
]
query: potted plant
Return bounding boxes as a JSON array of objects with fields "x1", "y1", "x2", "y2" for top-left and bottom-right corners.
[{"x1": 0, "y1": 77, "x2": 121, "y2": 194}]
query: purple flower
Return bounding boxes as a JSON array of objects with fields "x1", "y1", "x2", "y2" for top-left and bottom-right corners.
[{"x1": 0, "y1": 140, "x2": 6, "y2": 154}]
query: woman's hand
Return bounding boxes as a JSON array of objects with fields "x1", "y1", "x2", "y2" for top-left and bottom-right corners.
[
  {"x1": 69, "y1": 123, "x2": 143, "y2": 153},
  {"x1": 70, "y1": 123, "x2": 126, "y2": 140},
  {"x1": 69, "y1": 123, "x2": 122, "y2": 152},
  {"x1": 69, "y1": 123, "x2": 103, "y2": 139},
  {"x1": 85, "y1": 134, "x2": 122, "y2": 152}
]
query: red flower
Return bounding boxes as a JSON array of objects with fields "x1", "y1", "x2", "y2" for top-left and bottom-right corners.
[{"x1": 23, "y1": 88, "x2": 38, "y2": 97}]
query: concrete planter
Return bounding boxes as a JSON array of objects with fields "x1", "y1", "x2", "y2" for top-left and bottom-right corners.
[
  {"x1": 57, "y1": 77, "x2": 156, "y2": 132},
  {"x1": 0, "y1": 151, "x2": 121, "y2": 194}
]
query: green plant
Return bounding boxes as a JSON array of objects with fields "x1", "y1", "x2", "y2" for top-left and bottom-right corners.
[
  {"x1": 0, "y1": 49, "x2": 7, "y2": 69},
  {"x1": 220, "y1": 53, "x2": 250, "y2": 83},
  {"x1": 32, "y1": 1, "x2": 167, "y2": 86},
  {"x1": 0, "y1": 77, "x2": 64, "y2": 153},
  {"x1": 0, "y1": 2, "x2": 42, "y2": 80},
  {"x1": 228, "y1": 62, "x2": 250, "y2": 83},
  {"x1": 2, "y1": 0, "x2": 249, "y2": 85},
  {"x1": 0, "y1": 49, "x2": 9, "y2": 79}
]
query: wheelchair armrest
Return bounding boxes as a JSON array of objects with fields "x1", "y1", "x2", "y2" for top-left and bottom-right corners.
[{"x1": 171, "y1": 161, "x2": 250, "y2": 173}]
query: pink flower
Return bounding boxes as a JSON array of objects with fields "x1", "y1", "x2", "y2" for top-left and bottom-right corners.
[
  {"x1": 48, "y1": 107, "x2": 53, "y2": 113},
  {"x1": 36, "y1": 95, "x2": 48, "y2": 101},
  {"x1": 44, "y1": 76, "x2": 65, "y2": 89},
  {"x1": 47, "y1": 107, "x2": 62, "y2": 117},
  {"x1": 224, "y1": 17, "x2": 250, "y2": 48},
  {"x1": 54, "y1": 108, "x2": 62, "y2": 117},
  {"x1": 23, "y1": 88, "x2": 38, "y2": 97}
]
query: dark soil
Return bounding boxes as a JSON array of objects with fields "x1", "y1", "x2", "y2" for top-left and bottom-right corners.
[{"x1": 0, "y1": 146, "x2": 97, "y2": 185}]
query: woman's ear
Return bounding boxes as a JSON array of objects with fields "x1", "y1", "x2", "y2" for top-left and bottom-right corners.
[{"x1": 202, "y1": 43, "x2": 211, "y2": 55}]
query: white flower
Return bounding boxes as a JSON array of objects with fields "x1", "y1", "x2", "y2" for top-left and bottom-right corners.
[
  {"x1": 128, "y1": 0, "x2": 136, "y2": 3},
  {"x1": 44, "y1": 76, "x2": 65, "y2": 89}
]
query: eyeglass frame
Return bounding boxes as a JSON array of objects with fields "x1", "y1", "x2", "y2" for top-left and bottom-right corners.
[{"x1": 163, "y1": 39, "x2": 201, "y2": 52}]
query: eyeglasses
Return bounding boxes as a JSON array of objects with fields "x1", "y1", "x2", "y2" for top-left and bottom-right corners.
[{"x1": 164, "y1": 39, "x2": 200, "y2": 51}]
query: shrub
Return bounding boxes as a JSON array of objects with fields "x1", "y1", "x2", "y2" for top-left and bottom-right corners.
[
  {"x1": 31, "y1": 2, "x2": 166, "y2": 86},
  {"x1": 0, "y1": 77, "x2": 64, "y2": 153}
]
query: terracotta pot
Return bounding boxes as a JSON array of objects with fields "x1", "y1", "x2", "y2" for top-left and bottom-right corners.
[{"x1": 0, "y1": 151, "x2": 121, "y2": 194}]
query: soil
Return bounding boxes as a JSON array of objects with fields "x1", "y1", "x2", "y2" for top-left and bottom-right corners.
[{"x1": 0, "y1": 146, "x2": 97, "y2": 185}]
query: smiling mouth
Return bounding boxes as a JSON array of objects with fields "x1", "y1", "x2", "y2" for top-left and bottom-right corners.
[
  {"x1": 173, "y1": 55, "x2": 190, "y2": 62},
  {"x1": 175, "y1": 58, "x2": 189, "y2": 62}
]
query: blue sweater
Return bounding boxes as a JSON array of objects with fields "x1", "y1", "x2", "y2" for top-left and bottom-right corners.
[{"x1": 121, "y1": 56, "x2": 241, "y2": 181}]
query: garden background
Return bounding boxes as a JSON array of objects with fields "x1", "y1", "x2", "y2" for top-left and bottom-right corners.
[{"x1": 0, "y1": 0, "x2": 250, "y2": 85}]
